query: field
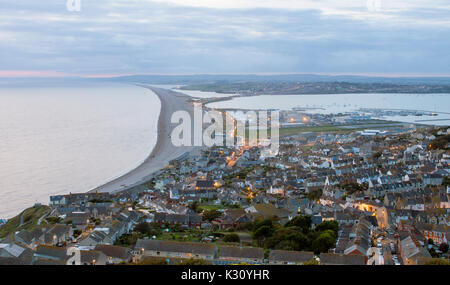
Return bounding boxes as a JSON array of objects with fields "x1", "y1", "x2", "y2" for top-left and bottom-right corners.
[{"x1": 0, "y1": 205, "x2": 50, "y2": 238}]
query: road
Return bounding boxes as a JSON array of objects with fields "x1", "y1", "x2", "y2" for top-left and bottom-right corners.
[{"x1": 376, "y1": 229, "x2": 403, "y2": 265}]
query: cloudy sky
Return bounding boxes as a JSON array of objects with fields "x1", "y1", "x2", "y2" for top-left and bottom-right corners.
[{"x1": 1, "y1": 0, "x2": 450, "y2": 77}]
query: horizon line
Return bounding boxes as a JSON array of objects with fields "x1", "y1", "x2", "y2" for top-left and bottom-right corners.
[{"x1": 1, "y1": 70, "x2": 450, "y2": 79}]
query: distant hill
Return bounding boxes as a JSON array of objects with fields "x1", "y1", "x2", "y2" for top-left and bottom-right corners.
[{"x1": 110, "y1": 74, "x2": 450, "y2": 86}]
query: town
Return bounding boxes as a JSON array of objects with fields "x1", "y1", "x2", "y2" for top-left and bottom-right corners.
[{"x1": 0, "y1": 114, "x2": 449, "y2": 266}]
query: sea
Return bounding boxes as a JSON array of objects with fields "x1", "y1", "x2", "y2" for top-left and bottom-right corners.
[
  {"x1": 0, "y1": 80, "x2": 160, "y2": 218},
  {"x1": 206, "y1": 93, "x2": 450, "y2": 126}
]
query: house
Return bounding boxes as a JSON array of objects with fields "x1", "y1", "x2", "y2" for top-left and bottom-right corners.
[
  {"x1": 414, "y1": 223, "x2": 449, "y2": 245},
  {"x1": 319, "y1": 253, "x2": 366, "y2": 265},
  {"x1": 269, "y1": 250, "x2": 314, "y2": 265},
  {"x1": 422, "y1": 174, "x2": 443, "y2": 186},
  {"x1": 49, "y1": 195, "x2": 67, "y2": 206},
  {"x1": 43, "y1": 224, "x2": 73, "y2": 246},
  {"x1": 154, "y1": 213, "x2": 202, "y2": 229},
  {"x1": 65, "y1": 211, "x2": 90, "y2": 226},
  {"x1": 335, "y1": 212, "x2": 359, "y2": 225},
  {"x1": 80, "y1": 250, "x2": 107, "y2": 265},
  {"x1": 399, "y1": 235, "x2": 432, "y2": 265},
  {"x1": 94, "y1": 244, "x2": 132, "y2": 264},
  {"x1": 195, "y1": 180, "x2": 216, "y2": 191},
  {"x1": 33, "y1": 245, "x2": 79, "y2": 265},
  {"x1": 10, "y1": 228, "x2": 46, "y2": 249},
  {"x1": 343, "y1": 217, "x2": 372, "y2": 260},
  {"x1": 0, "y1": 243, "x2": 33, "y2": 265},
  {"x1": 135, "y1": 240, "x2": 217, "y2": 262},
  {"x1": 215, "y1": 246, "x2": 265, "y2": 265},
  {"x1": 78, "y1": 230, "x2": 110, "y2": 247}
]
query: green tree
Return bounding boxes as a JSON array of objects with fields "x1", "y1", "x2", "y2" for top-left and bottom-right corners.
[
  {"x1": 73, "y1": 229, "x2": 82, "y2": 238},
  {"x1": 223, "y1": 233, "x2": 240, "y2": 243},
  {"x1": 253, "y1": 219, "x2": 273, "y2": 231},
  {"x1": 307, "y1": 189, "x2": 323, "y2": 201},
  {"x1": 312, "y1": 231, "x2": 336, "y2": 254},
  {"x1": 188, "y1": 201, "x2": 201, "y2": 213},
  {"x1": 253, "y1": 225, "x2": 274, "y2": 246},
  {"x1": 202, "y1": 209, "x2": 221, "y2": 222},
  {"x1": 134, "y1": 222, "x2": 151, "y2": 235},
  {"x1": 265, "y1": 227, "x2": 309, "y2": 251},
  {"x1": 315, "y1": 221, "x2": 339, "y2": 236},
  {"x1": 134, "y1": 222, "x2": 161, "y2": 236},
  {"x1": 438, "y1": 243, "x2": 448, "y2": 253},
  {"x1": 284, "y1": 215, "x2": 312, "y2": 233}
]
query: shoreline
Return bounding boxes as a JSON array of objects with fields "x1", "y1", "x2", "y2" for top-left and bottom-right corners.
[{"x1": 89, "y1": 86, "x2": 197, "y2": 194}]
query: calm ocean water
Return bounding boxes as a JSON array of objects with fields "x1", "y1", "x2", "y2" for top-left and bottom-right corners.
[
  {"x1": 0, "y1": 82, "x2": 160, "y2": 218},
  {"x1": 207, "y1": 93, "x2": 450, "y2": 126}
]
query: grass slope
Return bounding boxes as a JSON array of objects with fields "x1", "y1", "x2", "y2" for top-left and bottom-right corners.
[{"x1": 0, "y1": 205, "x2": 50, "y2": 238}]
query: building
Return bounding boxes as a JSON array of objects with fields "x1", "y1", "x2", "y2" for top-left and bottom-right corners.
[
  {"x1": 319, "y1": 253, "x2": 366, "y2": 265},
  {"x1": 135, "y1": 240, "x2": 217, "y2": 262},
  {"x1": 215, "y1": 246, "x2": 265, "y2": 265},
  {"x1": 268, "y1": 250, "x2": 314, "y2": 265}
]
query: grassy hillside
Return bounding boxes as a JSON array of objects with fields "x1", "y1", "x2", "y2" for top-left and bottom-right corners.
[{"x1": 0, "y1": 205, "x2": 50, "y2": 238}]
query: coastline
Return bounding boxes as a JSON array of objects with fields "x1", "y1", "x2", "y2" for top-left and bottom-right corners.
[{"x1": 89, "y1": 86, "x2": 197, "y2": 193}]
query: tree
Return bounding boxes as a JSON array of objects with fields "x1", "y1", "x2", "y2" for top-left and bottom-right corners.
[
  {"x1": 253, "y1": 225, "x2": 274, "y2": 246},
  {"x1": 134, "y1": 222, "x2": 161, "y2": 236},
  {"x1": 439, "y1": 243, "x2": 449, "y2": 254},
  {"x1": 307, "y1": 189, "x2": 323, "y2": 201},
  {"x1": 428, "y1": 134, "x2": 450, "y2": 150},
  {"x1": 284, "y1": 215, "x2": 312, "y2": 233},
  {"x1": 311, "y1": 231, "x2": 336, "y2": 254},
  {"x1": 273, "y1": 239, "x2": 298, "y2": 251},
  {"x1": 134, "y1": 222, "x2": 151, "y2": 235},
  {"x1": 315, "y1": 221, "x2": 339, "y2": 236},
  {"x1": 223, "y1": 233, "x2": 240, "y2": 243},
  {"x1": 253, "y1": 219, "x2": 273, "y2": 231},
  {"x1": 265, "y1": 227, "x2": 309, "y2": 251},
  {"x1": 202, "y1": 209, "x2": 221, "y2": 222},
  {"x1": 188, "y1": 201, "x2": 201, "y2": 213},
  {"x1": 442, "y1": 176, "x2": 450, "y2": 187},
  {"x1": 73, "y1": 229, "x2": 82, "y2": 238},
  {"x1": 429, "y1": 248, "x2": 439, "y2": 258}
]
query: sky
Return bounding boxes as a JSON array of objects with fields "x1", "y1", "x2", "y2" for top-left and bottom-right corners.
[{"x1": 1, "y1": 0, "x2": 450, "y2": 77}]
